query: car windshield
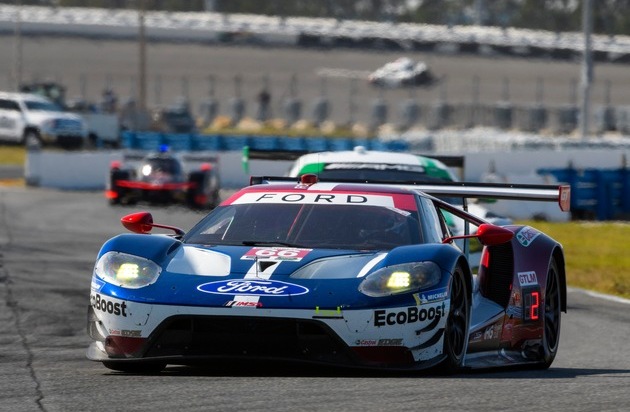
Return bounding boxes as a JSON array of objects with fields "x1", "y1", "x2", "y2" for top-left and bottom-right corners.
[
  {"x1": 315, "y1": 168, "x2": 443, "y2": 183},
  {"x1": 185, "y1": 202, "x2": 422, "y2": 250},
  {"x1": 144, "y1": 157, "x2": 182, "y2": 175},
  {"x1": 24, "y1": 100, "x2": 63, "y2": 112}
]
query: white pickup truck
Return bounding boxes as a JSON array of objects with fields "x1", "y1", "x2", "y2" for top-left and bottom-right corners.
[{"x1": 0, "y1": 91, "x2": 88, "y2": 149}]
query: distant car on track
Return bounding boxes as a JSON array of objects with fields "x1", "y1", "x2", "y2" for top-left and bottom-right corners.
[
  {"x1": 283, "y1": 146, "x2": 513, "y2": 231},
  {"x1": 368, "y1": 57, "x2": 436, "y2": 88},
  {"x1": 87, "y1": 174, "x2": 570, "y2": 373},
  {"x1": 106, "y1": 146, "x2": 220, "y2": 209}
]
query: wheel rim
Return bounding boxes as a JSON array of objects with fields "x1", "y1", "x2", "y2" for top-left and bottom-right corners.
[
  {"x1": 447, "y1": 269, "x2": 468, "y2": 360},
  {"x1": 25, "y1": 132, "x2": 41, "y2": 149},
  {"x1": 544, "y1": 265, "x2": 560, "y2": 352}
]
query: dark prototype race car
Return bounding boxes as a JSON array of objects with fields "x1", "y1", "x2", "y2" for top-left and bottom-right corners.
[
  {"x1": 106, "y1": 147, "x2": 220, "y2": 209},
  {"x1": 88, "y1": 175, "x2": 570, "y2": 374}
]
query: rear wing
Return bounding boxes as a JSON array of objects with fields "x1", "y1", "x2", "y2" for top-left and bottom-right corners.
[{"x1": 249, "y1": 175, "x2": 571, "y2": 212}]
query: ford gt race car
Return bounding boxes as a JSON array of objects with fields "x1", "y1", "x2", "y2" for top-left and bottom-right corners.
[
  {"x1": 106, "y1": 146, "x2": 220, "y2": 209},
  {"x1": 87, "y1": 174, "x2": 570, "y2": 374}
]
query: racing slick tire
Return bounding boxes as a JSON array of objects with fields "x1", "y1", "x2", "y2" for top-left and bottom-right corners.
[
  {"x1": 187, "y1": 171, "x2": 218, "y2": 209},
  {"x1": 440, "y1": 264, "x2": 470, "y2": 374},
  {"x1": 102, "y1": 361, "x2": 166, "y2": 374},
  {"x1": 22, "y1": 129, "x2": 42, "y2": 149},
  {"x1": 536, "y1": 258, "x2": 562, "y2": 369},
  {"x1": 109, "y1": 170, "x2": 131, "y2": 205}
]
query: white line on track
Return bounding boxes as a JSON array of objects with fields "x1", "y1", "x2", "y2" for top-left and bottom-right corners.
[
  {"x1": 568, "y1": 286, "x2": 630, "y2": 305},
  {"x1": 315, "y1": 68, "x2": 371, "y2": 79}
]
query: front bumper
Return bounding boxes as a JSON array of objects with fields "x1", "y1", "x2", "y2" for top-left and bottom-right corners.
[{"x1": 87, "y1": 292, "x2": 450, "y2": 370}]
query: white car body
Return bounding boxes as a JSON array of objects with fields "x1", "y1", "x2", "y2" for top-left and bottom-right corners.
[
  {"x1": 368, "y1": 57, "x2": 434, "y2": 88},
  {"x1": 0, "y1": 91, "x2": 88, "y2": 148}
]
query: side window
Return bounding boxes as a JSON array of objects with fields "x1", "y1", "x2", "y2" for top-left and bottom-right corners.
[
  {"x1": 417, "y1": 197, "x2": 448, "y2": 243},
  {"x1": 0, "y1": 99, "x2": 20, "y2": 111}
]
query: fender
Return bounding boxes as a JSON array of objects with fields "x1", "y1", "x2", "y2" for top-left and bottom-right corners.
[
  {"x1": 379, "y1": 244, "x2": 464, "y2": 275},
  {"x1": 98, "y1": 233, "x2": 182, "y2": 264}
]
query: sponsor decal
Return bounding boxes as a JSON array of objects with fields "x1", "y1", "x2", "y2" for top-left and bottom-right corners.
[
  {"x1": 414, "y1": 287, "x2": 448, "y2": 304},
  {"x1": 224, "y1": 300, "x2": 263, "y2": 308},
  {"x1": 313, "y1": 306, "x2": 343, "y2": 318},
  {"x1": 232, "y1": 192, "x2": 395, "y2": 208},
  {"x1": 241, "y1": 247, "x2": 312, "y2": 262},
  {"x1": 377, "y1": 338, "x2": 404, "y2": 346},
  {"x1": 197, "y1": 279, "x2": 309, "y2": 297},
  {"x1": 354, "y1": 338, "x2": 404, "y2": 347},
  {"x1": 374, "y1": 303, "x2": 446, "y2": 327},
  {"x1": 517, "y1": 271, "x2": 538, "y2": 287},
  {"x1": 483, "y1": 324, "x2": 499, "y2": 340},
  {"x1": 91, "y1": 277, "x2": 105, "y2": 291},
  {"x1": 91, "y1": 293, "x2": 128, "y2": 317},
  {"x1": 109, "y1": 329, "x2": 142, "y2": 337},
  {"x1": 470, "y1": 331, "x2": 483, "y2": 342},
  {"x1": 516, "y1": 226, "x2": 541, "y2": 247}
]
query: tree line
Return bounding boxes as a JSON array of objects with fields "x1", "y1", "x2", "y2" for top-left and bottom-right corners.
[{"x1": 11, "y1": 0, "x2": 630, "y2": 37}]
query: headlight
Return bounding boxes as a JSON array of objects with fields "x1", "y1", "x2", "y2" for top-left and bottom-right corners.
[
  {"x1": 94, "y1": 251, "x2": 161, "y2": 289},
  {"x1": 358, "y1": 261, "x2": 441, "y2": 297}
]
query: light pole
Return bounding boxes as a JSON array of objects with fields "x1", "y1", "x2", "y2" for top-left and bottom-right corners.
[
  {"x1": 580, "y1": 0, "x2": 593, "y2": 140},
  {"x1": 13, "y1": 0, "x2": 23, "y2": 91},
  {"x1": 138, "y1": 0, "x2": 147, "y2": 112}
]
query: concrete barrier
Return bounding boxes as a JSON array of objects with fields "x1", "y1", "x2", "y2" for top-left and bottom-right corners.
[{"x1": 24, "y1": 150, "x2": 291, "y2": 190}]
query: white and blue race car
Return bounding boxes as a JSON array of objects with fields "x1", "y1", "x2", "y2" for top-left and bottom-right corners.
[{"x1": 87, "y1": 175, "x2": 570, "y2": 374}]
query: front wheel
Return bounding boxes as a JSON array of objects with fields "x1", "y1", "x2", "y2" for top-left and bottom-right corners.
[
  {"x1": 441, "y1": 265, "x2": 470, "y2": 373},
  {"x1": 23, "y1": 130, "x2": 42, "y2": 149}
]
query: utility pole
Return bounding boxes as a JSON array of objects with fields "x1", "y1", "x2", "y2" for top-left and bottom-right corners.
[
  {"x1": 580, "y1": 0, "x2": 593, "y2": 140},
  {"x1": 13, "y1": 0, "x2": 23, "y2": 91},
  {"x1": 138, "y1": 0, "x2": 147, "y2": 112}
]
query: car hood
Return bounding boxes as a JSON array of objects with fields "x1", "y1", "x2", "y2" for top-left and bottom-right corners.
[
  {"x1": 25, "y1": 110, "x2": 85, "y2": 123},
  {"x1": 94, "y1": 234, "x2": 456, "y2": 309}
]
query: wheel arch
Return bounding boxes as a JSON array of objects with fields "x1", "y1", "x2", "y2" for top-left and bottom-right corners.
[
  {"x1": 455, "y1": 256, "x2": 473, "y2": 304},
  {"x1": 552, "y1": 246, "x2": 567, "y2": 313}
]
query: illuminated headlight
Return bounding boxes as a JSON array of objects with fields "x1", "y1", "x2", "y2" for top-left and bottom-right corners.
[
  {"x1": 94, "y1": 251, "x2": 161, "y2": 289},
  {"x1": 358, "y1": 262, "x2": 441, "y2": 297}
]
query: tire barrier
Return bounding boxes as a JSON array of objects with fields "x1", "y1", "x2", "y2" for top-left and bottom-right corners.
[{"x1": 120, "y1": 131, "x2": 410, "y2": 153}]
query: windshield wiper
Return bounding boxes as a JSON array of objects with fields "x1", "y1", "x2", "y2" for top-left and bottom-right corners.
[{"x1": 241, "y1": 240, "x2": 305, "y2": 248}]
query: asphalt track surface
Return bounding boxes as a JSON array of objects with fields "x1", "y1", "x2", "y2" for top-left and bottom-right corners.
[
  {"x1": 1, "y1": 185, "x2": 630, "y2": 412},
  {"x1": 1, "y1": 36, "x2": 630, "y2": 126}
]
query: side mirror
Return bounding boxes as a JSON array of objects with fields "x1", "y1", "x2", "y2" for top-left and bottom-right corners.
[
  {"x1": 121, "y1": 212, "x2": 185, "y2": 236},
  {"x1": 121, "y1": 212, "x2": 154, "y2": 234},
  {"x1": 475, "y1": 223, "x2": 514, "y2": 246},
  {"x1": 443, "y1": 223, "x2": 513, "y2": 246}
]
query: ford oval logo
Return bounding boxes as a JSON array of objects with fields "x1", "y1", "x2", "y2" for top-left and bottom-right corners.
[{"x1": 197, "y1": 279, "x2": 309, "y2": 297}]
